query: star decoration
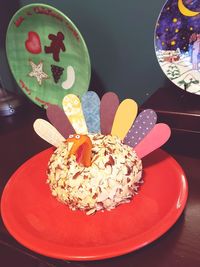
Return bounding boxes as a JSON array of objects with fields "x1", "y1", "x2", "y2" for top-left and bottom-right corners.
[
  {"x1": 155, "y1": 0, "x2": 200, "y2": 52},
  {"x1": 28, "y1": 60, "x2": 48, "y2": 85}
]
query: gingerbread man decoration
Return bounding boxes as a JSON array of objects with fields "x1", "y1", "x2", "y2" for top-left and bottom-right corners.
[{"x1": 44, "y1": 32, "x2": 66, "y2": 62}]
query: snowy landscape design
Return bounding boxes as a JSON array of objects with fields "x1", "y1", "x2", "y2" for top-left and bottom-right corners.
[{"x1": 155, "y1": 0, "x2": 200, "y2": 95}]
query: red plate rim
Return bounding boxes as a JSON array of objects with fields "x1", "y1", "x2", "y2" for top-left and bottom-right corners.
[{"x1": 0, "y1": 148, "x2": 188, "y2": 261}]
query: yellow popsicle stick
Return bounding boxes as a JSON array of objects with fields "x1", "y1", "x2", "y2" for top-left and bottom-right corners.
[
  {"x1": 62, "y1": 94, "x2": 88, "y2": 134},
  {"x1": 111, "y1": 99, "x2": 138, "y2": 140}
]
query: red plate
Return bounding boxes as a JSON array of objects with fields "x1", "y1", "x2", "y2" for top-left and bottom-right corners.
[{"x1": 1, "y1": 148, "x2": 188, "y2": 261}]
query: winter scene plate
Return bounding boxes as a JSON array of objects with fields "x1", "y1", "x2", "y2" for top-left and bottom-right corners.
[
  {"x1": 6, "y1": 3, "x2": 91, "y2": 108},
  {"x1": 155, "y1": 0, "x2": 200, "y2": 95}
]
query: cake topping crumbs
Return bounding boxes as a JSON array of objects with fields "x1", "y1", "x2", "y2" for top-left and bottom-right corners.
[
  {"x1": 47, "y1": 133, "x2": 142, "y2": 215},
  {"x1": 105, "y1": 155, "x2": 115, "y2": 167},
  {"x1": 73, "y1": 171, "x2": 81, "y2": 179},
  {"x1": 126, "y1": 165, "x2": 132, "y2": 176}
]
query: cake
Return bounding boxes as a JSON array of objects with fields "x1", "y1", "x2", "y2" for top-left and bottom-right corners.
[
  {"x1": 33, "y1": 92, "x2": 170, "y2": 215},
  {"x1": 33, "y1": 92, "x2": 171, "y2": 216},
  {"x1": 47, "y1": 133, "x2": 142, "y2": 215}
]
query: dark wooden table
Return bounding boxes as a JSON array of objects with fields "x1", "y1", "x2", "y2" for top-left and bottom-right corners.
[{"x1": 0, "y1": 91, "x2": 200, "y2": 267}]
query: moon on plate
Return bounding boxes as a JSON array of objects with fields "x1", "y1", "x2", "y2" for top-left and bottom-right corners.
[{"x1": 178, "y1": 0, "x2": 200, "y2": 17}]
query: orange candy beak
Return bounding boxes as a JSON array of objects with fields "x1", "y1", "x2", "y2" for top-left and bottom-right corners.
[{"x1": 65, "y1": 134, "x2": 92, "y2": 167}]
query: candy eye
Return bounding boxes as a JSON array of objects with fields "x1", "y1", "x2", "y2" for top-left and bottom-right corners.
[
  {"x1": 75, "y1": 135, "x2": 80, "y2": 139},
  {"x1": 69, "y1": 134, "x2": 74, "y2": 138}
]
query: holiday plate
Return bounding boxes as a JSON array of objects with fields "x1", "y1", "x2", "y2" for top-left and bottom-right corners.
[
  {"x1": 6, "y1": 4, "x2": 91, "y2": 108},
  {"x1": 1, "y1": 148, "x2": 188, "y2": 261},
  {"x1": 154, "y1": 0, "x2": 200, "y2": 95}
]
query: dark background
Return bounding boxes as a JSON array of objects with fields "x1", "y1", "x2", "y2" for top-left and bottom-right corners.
[
  {"x1": 1, "y1": 2, "x2": 200, "y2": 267},
  {"x1": 0, "y1": 0, "x2": 168, "y2": 104}
]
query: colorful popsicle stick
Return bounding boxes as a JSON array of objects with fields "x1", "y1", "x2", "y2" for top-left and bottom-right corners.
[
  {"x1": 134, "y1": 123, "x2": 171, "y2": 159},
  {"x1": 124, "y1": 109, "x2": 157, "y2": 148},
  {"x1": 62, "y1": 94, "x2": 88, "y2": 134},
  {"x1": 33, "y1": 119, "x2": 65, "y2": 147},
  {"x1": 46, "y1": 104, "x2": 75, "y2": 138},
  {"x1": 100, "y1": 92, "x2": 119, "y2": 135},
  {"x1": 111, "y1": 99, "x2": 138, "y2": 140},
  {"x1": 81, "y1": 91, "x2": 101, "y2": 133}
]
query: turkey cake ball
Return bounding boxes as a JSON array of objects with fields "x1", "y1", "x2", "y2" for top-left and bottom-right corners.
[{"x1": 47, "y1": 134, "x2": 142, "y2": 215}]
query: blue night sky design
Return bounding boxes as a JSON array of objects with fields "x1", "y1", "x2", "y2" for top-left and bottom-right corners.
[{"x1": 155, "y1": 0, "x2": 200, "y2": 52}]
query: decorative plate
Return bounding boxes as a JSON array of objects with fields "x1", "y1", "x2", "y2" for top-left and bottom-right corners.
[
  {"x1": 155, "y1": 0, "x2": 200, "y2": 95},
  {"x1": 1, "y1": 148, "x2": 188, "y2": 261},
  {"x1": 6, "y1": 3, "x2": 91, "y2": 108}
]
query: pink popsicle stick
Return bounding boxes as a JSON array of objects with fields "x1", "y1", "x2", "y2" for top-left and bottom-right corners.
[
  {"x1": 134, "y1": 123, "x2": 171, "y2": 159},
  {"x1": 46, "y1": 104, "x2": 75, "y2": 138}
]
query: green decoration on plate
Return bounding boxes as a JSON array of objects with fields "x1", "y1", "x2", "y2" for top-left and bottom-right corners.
[{"x1": 6, "y1": 4, "x2": 91, "y2": 108}]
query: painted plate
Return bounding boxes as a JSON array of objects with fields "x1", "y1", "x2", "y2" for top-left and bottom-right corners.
[
  {"x1": 6, "y1": 4, "x2": 91, "y2": 108},
  {"x1": 154, "y1": 0, "x2": 200, "y2": 95},
  {"x1": 1, "y1": 148, "x2": 188, "y2": 261}
]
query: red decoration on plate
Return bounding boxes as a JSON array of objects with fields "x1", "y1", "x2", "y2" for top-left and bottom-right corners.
[
  {"x1": 51, "y1": 65, "x2": 64, "y2": 83},
  {"x1": 25, "y1": 31, "x2": 42, "y2": 54},
  {"x1": 44, "y1": 32, "x2": 66, "y2": 62},
  {"x1": 1, "y1": 148, "x2": 188, "y2": 261}
]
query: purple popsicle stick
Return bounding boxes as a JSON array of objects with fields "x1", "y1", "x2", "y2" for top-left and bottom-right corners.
[
  {"x1": 46, "y1": 104, "x2": 75, "y2": 138},
  {"x1": 100, "y1": 92, "x2": 119, "y2": 135},
  {"x1": 123, "y1": 109, "x2": 157, "y2": 148}
]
